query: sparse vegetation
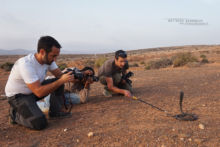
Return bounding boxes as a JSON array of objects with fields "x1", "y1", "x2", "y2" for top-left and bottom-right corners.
[
  {"x1": 95, "y1": 57, "x2": 107, "y2": 68},
  {"x1": 58, "y1": 63, "x2": 68, "y2": 70},
  {"x1": 200, "y1": 54, "x2": 209, "y2": 64},
  {"x1": 0, "y1": 62, "x2": 14, "y2": 71},
  {"x1": 140, "y1": 61, "x2": 145, "y2": 65},
  {"x1": 171, "y1": 52, "x2": 198, "y2": 67},
  {"x1": 129, "y1": 63, "x2": 139, "y2": 67},
  {"x1": 201, "y1": 58, "x2": 209, "y2": 64},
  {"x1": 200, "y1": 54, "x2": 206, "y2": 58},
  {"x1": 85, "y1": 59, "x2": 95, "y2": 68},
  {"x1": 145, "y1": 58, "x2": 172, "y2": 70}
]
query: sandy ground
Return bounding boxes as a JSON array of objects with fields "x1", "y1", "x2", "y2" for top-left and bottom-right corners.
[{"x1": 0, "y1": 48, "x2": 220, "y2": 146}]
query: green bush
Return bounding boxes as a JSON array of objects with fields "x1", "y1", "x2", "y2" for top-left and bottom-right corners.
[
  {"x1": 95, "y1": 57, "x2": 107, "y2": 68},
  {"x1": 145, "y1": 58, "x2": 172, "y2": 70},
  {"x1": 0, "y1": 62, "x2": 14, "y2": 71},
  {"x1": 171, "y1": 53, "x2": 198, "y2": 67},
  {"x1": 58, "y1": 63, "x2": 68, "y2": 70}
]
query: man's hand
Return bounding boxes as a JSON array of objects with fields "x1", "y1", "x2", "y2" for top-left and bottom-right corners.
[
  {"x1": 123, "y1": 90, "x2": 132, "y2": 97},
  {"x1": 60, "y1": 72, "x2": 75, "y2": 83}
]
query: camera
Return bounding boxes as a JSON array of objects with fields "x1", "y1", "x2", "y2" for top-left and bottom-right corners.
[
  {"x1": 63, "y1": 68, "x2": 99, "y2": 82},
  {"x1": 63, "y1": 68, "x2": 84, "y2": 81},
  {"x1": 122, "y1": 71, "x2": 134, "y2": 85},
  {"x1": 86, "y1": 75, "x2": 99, "y2": 82}
]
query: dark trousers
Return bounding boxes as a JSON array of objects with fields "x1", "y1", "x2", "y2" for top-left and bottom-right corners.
[
  {"x1": 99, "y1": 73, "x2": 133, "y2": 93},
  {"x1": 8, "y1": 78, "x2": 64, "y2": 130}
]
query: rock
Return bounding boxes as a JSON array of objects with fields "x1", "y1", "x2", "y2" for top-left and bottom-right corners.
[
  {"x1": 76, "y1": 139, "x2": 79, "y2": 143},
  {"x1": 194, "y1": 138, "x2": 205, "y2": 144},
  {"x1": 161, "y1": 144, "x2": 166, "y2": 147},
  {"x1": 199, "y1": 124, "x2": 205, "y2": 129},
  {"x1": 64, "y1": 128, "x2": 68, "y2": 132},
  {"x1": 172, "y1": 128, "x2": 175, "y2": 131},
  {"x1": 180, "y1": 138, "x2": 184, "y2": 141},
  {"x1": 188, "y1": 138, "x2": 192, "y2": 142},
  {"x1": 202, "y1": 104, "x2": 206, "y2": 107},
  {"x1": 88, "y1": 132, "x2": 94, "y2": 137}
]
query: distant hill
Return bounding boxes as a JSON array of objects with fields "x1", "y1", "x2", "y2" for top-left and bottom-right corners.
[{"x1": 0, "y1": 49, "x2": 34, "y2": 55}]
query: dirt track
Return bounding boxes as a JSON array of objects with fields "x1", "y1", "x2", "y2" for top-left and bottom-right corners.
[{"x1": 0, "y1": 62, "x2": 220, "y2": 147}]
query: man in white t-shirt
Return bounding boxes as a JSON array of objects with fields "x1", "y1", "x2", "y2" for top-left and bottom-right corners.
[{"x1": 5, "y1": 36, "x2": 75, "y2": 130}]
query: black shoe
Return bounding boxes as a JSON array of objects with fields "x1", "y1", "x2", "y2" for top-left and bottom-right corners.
[
  {"x1": 49, "y1": 111, "x2": 72, "y2": 119},
  {"x1": 9, "y1": 107, "x2": 17, "y2": 125}
]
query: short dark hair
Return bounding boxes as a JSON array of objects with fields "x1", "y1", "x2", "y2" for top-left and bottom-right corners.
[
  {"x1": 115, "y1": 50, "x2": 127, "y2": 60},
  {"x1": 80, "y1": 66, "x2": 95, "y2": 75},
  {"x1": 37, "y1": 36, "x2": 62, "y2": 53}
]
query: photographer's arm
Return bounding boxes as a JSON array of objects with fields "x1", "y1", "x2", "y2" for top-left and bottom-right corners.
[
  {"x1": 50, "y1": 68, "x2": 63, "y2": 78},
  {"x1": 27, "y1": 72, "x2": 74, "y2": 98},
  {"x1": 105, "y1": 77, "x2": 131, "y2": 97}
]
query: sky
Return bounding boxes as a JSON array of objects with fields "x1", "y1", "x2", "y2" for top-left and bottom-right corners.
[{"x1": 0, "y1": 0, "x2": 219, "y2": 54}]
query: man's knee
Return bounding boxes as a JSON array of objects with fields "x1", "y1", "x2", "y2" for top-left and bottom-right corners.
[{"x1": 30, "y1": 115, "x2": 48, "y2": 130}]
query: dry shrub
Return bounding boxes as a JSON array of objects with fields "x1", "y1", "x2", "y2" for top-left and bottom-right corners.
[
  {"x1": 145, "y1": 58, "x2": 172, "y2": 70},
  {"x1": 171, "y1": 52, "x2": 198, "y2": 67},
  {"x1": 129, "y1": 63, "x2": 139, "y2": 67},
  {"x1": 0, "y1": 62, "x2": 14, "y2": 71},
  {"x1": 200, "y1": 54, "x2": 209, "y2": 64},
  {"x1": 84, "y1": 59, "x2": 95, "y2": 68},
  {"x1": 58, "y1": 63, "x2": 68, "y2": 70},
  {"x1": 95, "y1": 57, "x2": 107, "y2": 68}
]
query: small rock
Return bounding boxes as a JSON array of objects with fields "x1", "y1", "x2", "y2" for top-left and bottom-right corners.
[
  {"x1": 188, "y1": 138, "x2": 192, "y2": 142},
  {"x1": 161, "y1": 144, "x2": 166, "y2": 147},
  {"x1": 88, "y1": 132, "x2": 94, "y2": 137},
  {"x1": 194, "y1": 138, "x2": 205, "y2": 144},
  {"x1": 64, "y1": 128, "x2": 68, "y2": 132},
  {"x1": 180, "y1": 138, "x2": 184, "y2": 141},
  {"x1": 202, "y1": 104, "x2": 206, "y2": 107},
  {"x1": 172, "y1": 128, "x2": 175, "y2": 131},
  {"x1": 199, "y1": 124, "x2": 205, "y2": 130},
  {"x1": 76, "y1": 139, "x2": 79, "y2": 143}
]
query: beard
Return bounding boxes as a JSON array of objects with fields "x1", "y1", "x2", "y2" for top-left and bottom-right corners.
[{"x1": 43, "y1": 53, "x2": 53, "y2": 65}]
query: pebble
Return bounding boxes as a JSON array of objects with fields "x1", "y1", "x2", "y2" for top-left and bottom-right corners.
[
  {"x1": 180, "y1": 138, "x2": 184, "y2": 141},
  {"x1": 76, "y1": 139, "x2": 79, "y2": 143},
  {"x1": 88, "y1": 132, "x2": 94, "y2": 137},
  {"x1": 188, "y1": 138, "x2": 192, "y2": 142},
  {"x1": 161, "y1": 144, "x2": 166, "y2": 147},
  {"x1": 64, "y1": 128, "x2": 68, "y2": 132},
  {"x1": 194, "y1": 138, "x2": 205, "y2": 144},
  {"x1": 199, "y1": 124, "x2": 205, "y2": 129},
  {"x1": 172, "y1": 128, "x2": 175, "y2": 131}
]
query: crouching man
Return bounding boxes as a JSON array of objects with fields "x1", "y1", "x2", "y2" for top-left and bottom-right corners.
[
  {"x1": 63, "y1": 67, "x2": 98, "y2": 106},
  {"x1": 5, "y1": 36, "x2": 75, "y2": 130},
  {"x1": 98, "y1": 50, "x2": 133, "y2": 98}
]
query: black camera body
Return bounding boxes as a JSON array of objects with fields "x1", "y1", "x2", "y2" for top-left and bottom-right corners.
[
  {"x1": 85, "y1": 75, "x2": 99, "y2": 82},
  {"x1": 64, "y1": 68, "x2": 99, "y2": 82},
  {"x1": 122, "y1": 71, "x2": 134, "y2": 85},
  {"x1": 63, "y1": 68, "x2": 84, "y2": 81}
]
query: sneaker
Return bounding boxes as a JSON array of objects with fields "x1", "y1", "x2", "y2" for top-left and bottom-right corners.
[
  {"x1": 103, "y1": 89, "x2": 113, "y2": 97},
  {"x1": 49, "y1": 111, "x2": 72, "y2": 119},
  {"x1": 9, "y1": 107, "x2": 17, "y2": 125}
]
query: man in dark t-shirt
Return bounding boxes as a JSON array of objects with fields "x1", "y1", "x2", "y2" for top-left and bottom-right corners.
[{"x1": 98, "y1": 50, "x2": 133, "y2": 97}]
